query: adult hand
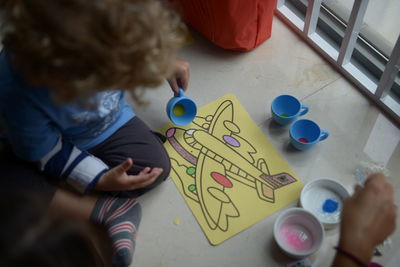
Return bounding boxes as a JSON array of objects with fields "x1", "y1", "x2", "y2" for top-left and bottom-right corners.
[
  {"x1": 167, "y1": 58, "x2": 190, "y2": 94},
  {"x1": 95, "y1": 158, "x2": 163, "y2": 191},
  {"x1": 336, "y1": 173, "x2": 396, "y2": 264}
]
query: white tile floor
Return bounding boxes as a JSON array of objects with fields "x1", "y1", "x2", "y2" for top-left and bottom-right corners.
[{"x1": 127, "y1": 17, "x2": 400, "y2": 267}]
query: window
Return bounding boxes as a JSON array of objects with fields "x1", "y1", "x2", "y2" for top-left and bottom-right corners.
[{"x1": 276, "y1": 0, "x2": 400, "y2": 123}]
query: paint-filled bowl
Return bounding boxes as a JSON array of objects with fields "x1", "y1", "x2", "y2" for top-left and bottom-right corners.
[
  {"x1": 300, "y1": 178, "x2": 350, "y2": 229},
  {"x1": 274, "y1": 208, "x2": 324, "y2": 258}
]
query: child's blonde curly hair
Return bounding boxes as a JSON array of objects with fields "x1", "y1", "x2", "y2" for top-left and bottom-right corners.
[{"x1": 0, "y1": 0, "x2": 184, "y2": 101}]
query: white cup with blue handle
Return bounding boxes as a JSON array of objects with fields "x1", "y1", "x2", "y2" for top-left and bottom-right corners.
[{"x1": 271, "y1": 95, "x2": 309, "y2": 125}]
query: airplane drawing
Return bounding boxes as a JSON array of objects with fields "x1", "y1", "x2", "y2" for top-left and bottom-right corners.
[{"x1": 166, "y1": 100, "x2": 296, "y2": 232}]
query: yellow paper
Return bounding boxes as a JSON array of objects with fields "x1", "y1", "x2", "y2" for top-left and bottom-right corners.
[{"x1": 159, "y1": 94, "x2": 303, "y2": 245}]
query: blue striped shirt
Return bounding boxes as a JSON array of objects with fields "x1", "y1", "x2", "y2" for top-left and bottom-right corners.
[{"x1": 0, "y1": 50, "x2": 135, "y2": 192}]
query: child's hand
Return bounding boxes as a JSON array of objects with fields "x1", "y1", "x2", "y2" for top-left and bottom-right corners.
[
  {"x1": 167, "y1": 58, "x2": 190, "y2": 94},
  {"x1": 95, "y1": 158, "x2": 163, "y2": 191}
]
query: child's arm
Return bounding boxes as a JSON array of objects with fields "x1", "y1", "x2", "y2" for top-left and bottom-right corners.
[
  {"x1": 1, "y1": 88, "x2": 105, "y2": 193},
  {"x1": 39, "y1": 137, "x2": 109, "y2": 193},
  {"x1": 1, "y1": 53, "x2": 163, "y2": 192},
  {"x1": 2, "y1": 90, "x2": 164, "y2": 195},
  {"x1": 41, "y1": 140, "x2": 164, "y2": 192},
  {"x1": 4, "y1": 94, "x2": 163, "y2": 193}
]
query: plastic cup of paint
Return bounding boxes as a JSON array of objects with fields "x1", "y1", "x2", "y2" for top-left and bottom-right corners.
[
  {"x1": 166, "y1": 88, "x2": 197, "y2": 126},
  {"x1": 300, "y1": 178, "x2": 350, "y2": 229},
  {"x1": 289, "y1": 119, "x2": 329, "y2": 150},
  {"x1": 273, "y1": 208, "x2": 324, "y2": 258},
  {"x1": 271, "y1": 95, "x2": 309, "y2": 126}
]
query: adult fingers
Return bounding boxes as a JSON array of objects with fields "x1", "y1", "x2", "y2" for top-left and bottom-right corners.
[
  {"x1": 354, "y1": 184, "x2": 363, "y2": 193},
  {"x1": 365, "y1": 173, "x2": 385, "y2": 187},
  {"x1": 384, "y1": 182, "x2": 394, "y2": 199}
]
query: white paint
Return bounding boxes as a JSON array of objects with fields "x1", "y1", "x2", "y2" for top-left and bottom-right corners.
[
  {"x1": 300, "y1": 178, "x2": 349, "y2": 227},
  {"x1": 186, "y1": 129, "x2": 195, "y2": 135},
  {"x1": 302, "y1": 187, "x2": 342, "y2": 224}
]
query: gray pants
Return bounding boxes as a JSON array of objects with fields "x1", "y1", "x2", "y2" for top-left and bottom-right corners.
[{"x1": 0, "y1": 117, "x2": 171, "y2": 200}]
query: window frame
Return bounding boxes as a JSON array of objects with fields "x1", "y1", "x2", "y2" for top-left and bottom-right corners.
[{"x1": 276, "y1": 0, "x2": 400, "y2": 125}]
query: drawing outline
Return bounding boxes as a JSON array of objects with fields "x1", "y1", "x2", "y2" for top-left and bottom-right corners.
[{"x1": 166, "y1": 99, "x2": 297, "y2": 234}]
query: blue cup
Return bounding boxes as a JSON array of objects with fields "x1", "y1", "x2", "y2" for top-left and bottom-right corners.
[
  {"x1": 271, "y1": 95, "x2": 309, "y2": 125},
  {"x1": 166, "y1": 88, "x2": 197, "y2": 126},
  {"x1": 289, "y1": 119, "x2": 329, "y2": 150}
]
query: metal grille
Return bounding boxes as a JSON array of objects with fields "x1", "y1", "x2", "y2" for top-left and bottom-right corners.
[{"x1": 276, "y1": 0, "x2": 400, "y2": 124}]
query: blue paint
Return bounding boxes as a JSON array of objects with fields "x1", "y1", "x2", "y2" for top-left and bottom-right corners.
[{"x1": 322, "y1": 199, "x2": 339, "y2": 213}]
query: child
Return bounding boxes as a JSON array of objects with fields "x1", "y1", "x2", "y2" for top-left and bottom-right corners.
[{"x1": 0, "y1": 0, "x2": 189, "y2": 266}]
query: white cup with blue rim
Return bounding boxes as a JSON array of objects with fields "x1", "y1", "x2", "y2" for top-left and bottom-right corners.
[
  {"x1": 271, "y1": 95, "x2": 309, "y2": 126},
  {"x1": 289, "y1": 119, "x2": 329, "y2": 150},
  {"x1": 166, "y1": 88, "x2": 197, "y2": 126}
]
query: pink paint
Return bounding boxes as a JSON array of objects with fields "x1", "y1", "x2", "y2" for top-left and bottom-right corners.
[
  {"x1": 166, "y1": 128, "x2": 175, "y2": 137},
  {"x1": 211, "y1": 172, "x2": 233, "y2": 188},
  {"x1": 279, "y1": 224, "x2": 313, "y2": 252}
]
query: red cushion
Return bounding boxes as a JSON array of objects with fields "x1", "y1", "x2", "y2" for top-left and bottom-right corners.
[{"x1": 169, "y1": 0, "x2": 277, "y2": 51}]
